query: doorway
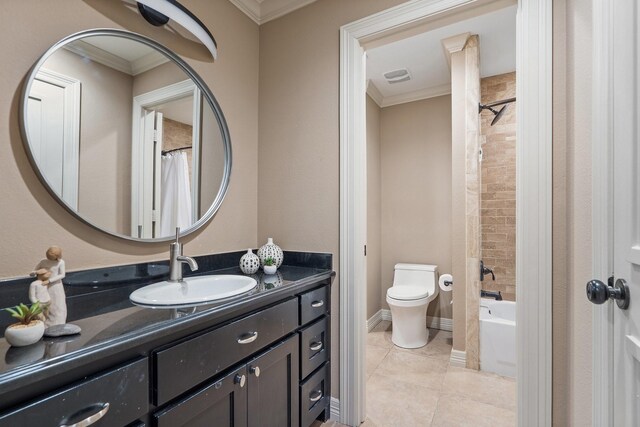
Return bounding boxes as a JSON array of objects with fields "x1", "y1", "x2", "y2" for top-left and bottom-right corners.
[{"x1": 339, "y1": 0, "x2": 553, "y2": 425}]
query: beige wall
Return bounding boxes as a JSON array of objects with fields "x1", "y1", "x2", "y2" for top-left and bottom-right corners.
[
  {"x1": 378, "y1": 96, "x2": 453, "y2": 320},
  {"x1": 42, "y1": 48, "x2": 133, "y2": 236},
  {"x1": 366, "y1": 95, "x2": 382, "y2": 320},
  {"x1": 0, "y1": 0, "x2": 259, "y2": 277},
  {"x1": 480, "y1": 72, "x2": 516, "y2": 301},
  {"x1": 258, "y1": 0, "x2": 407, "y2": 397},
  {"x1": 132, "y1": 60, "x2": 188, "y2": 97},
  {"x1": 553, "y1": 0, "x2": 593, "y2": 425}
]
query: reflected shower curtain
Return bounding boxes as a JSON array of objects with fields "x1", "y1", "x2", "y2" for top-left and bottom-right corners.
[{"x1": 159, "y1": 152, "x2": 192, "y2": 236}]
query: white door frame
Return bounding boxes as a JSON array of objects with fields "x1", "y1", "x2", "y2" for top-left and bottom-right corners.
[
  {"x1": 339, "y1": 0, "x2": 553, "y2": 425},
  {"x1": 131, "y1": 79, "x2": 202, "y2": 237},
  {"x1": 591, "y1": 0, "x2": 615, "y2": 424}
]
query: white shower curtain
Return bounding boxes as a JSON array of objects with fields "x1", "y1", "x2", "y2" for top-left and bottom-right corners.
[{"x1": 159, "y1": 152, "x2": 193, "y2": 236}]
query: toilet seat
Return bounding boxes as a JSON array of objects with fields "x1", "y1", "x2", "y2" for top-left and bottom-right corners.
[{"x1": 387, "y1": 285, "x2": 429, "y2": 301}]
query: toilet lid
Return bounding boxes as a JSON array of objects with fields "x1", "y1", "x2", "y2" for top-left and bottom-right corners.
[{"x1": 387, "y1": 286, "x2": 429, "y2": 300}]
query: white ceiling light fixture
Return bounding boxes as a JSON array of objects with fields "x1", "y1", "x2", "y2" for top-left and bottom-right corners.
[
  {"x1": 384, "y1": 68, "x2": 411, "y2": 84},
  {"x1": 136, "y1": 0, "x2": 218, "y2": 60}
]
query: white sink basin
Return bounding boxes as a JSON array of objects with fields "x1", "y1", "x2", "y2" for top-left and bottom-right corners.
[{"x1": 129, "y1": 275, "x2": 257, "y2": 307}]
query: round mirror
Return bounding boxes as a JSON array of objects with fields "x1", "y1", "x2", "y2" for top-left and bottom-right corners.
[{"x1": 20, "y1": 29, "x2": 231, "y2": 242}]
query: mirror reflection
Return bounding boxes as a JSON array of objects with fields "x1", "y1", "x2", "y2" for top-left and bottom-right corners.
[{"x1": 23, "y1": 31, "x2": 229, "y2": 240}]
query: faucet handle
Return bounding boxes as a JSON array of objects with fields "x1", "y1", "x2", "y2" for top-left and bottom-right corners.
[{"x1": 175, "y1": 227, "x2": 181, "y2": 244}]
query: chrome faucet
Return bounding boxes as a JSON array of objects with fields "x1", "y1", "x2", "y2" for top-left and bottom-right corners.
[{"x1": 169, "y1": 228, "x2": 198, "y2": 282}]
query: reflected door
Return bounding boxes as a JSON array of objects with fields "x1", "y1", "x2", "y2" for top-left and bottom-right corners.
[
  {"x1": 27, "y1": 71, "x2": 80, "y2": 209},
  {"x1": 137, "y1": 109, "x2": 163, "y2": 238}
]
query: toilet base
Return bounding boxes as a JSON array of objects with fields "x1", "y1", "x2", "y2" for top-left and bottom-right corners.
[{"x1": 387, "y1": 300, "x2": 430, "y2": 349}]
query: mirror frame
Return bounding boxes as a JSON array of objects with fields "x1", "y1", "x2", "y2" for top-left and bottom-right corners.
[{"x1": 20, "y1": 28, "x2": 232, "y2": 242}]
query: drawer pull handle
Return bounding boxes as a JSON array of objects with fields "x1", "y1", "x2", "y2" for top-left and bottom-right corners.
[
  {"x1": 237, "y1": 331, "x2": 258, "y2": 344},
  {"x1": 234, "y1": 374, "x2": 246, "y2": 388},
  {"x1": 311, "y1": 300, "x2": 324, "y2": 308},
  {"x1": 309, "y1": 390, "x2": 323, "y2": 403},
  {"x1": 310, "y1": 341, "x2": 323, "y2": 351},
  {"x1": 60, "y1": 402, "x2": 110, "y2": 427},
  {"x1": 250, "y1": 365, "x2": 261, "y2": 377}
]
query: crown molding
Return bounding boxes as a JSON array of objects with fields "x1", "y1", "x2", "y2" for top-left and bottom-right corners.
[
  {"x1": 63, "y1": 40, "x2": 168, "y2": 76},
  {"x1": 229, "y1": 0, "x2": 318, "y2": 25},
  {"x1": 368, "y1": 83, "x2": 451, "y2": 108},
  {"x1": 131, "y1": 50, "x2": 170, "y2": 75},
  {"x1": 64, "y1": 41, "x2": 132, "y2": 75},
  {"x1": 366, "y1": 80, "x2": 384, "y2": 107}
]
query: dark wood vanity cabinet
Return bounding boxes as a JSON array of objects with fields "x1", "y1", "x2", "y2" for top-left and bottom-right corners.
[
  {"x1": 154, "y1": 336, "x2": 299, "y2": 427},
  {"x1": 0, "y1": 282, "x2": 331, "y2": 427},
  {"x1": 151, "y1": 284, "x2": 331, "y2": 427},
  {"x1": 0, "y1": 358, "x2": 149, "y2": 427}
]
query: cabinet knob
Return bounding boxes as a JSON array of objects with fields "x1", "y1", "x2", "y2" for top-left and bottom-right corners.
[
  {"x1": 250, "y1": 365, "x2": 261, "y2": 377},
  {"x1": 311, "y1": 300, "x2": 324, "y2": 308},
  {"x1": 310, "y1": 341, "x2": 323, "y2": 352},
  {"x1": 234, "y1": 374, "x2": 246, "y2": 388}
]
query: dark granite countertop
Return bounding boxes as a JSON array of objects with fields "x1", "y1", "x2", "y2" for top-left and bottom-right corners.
[{"x1": 0, "y1": 251, "x2": 334, "y2": 408}]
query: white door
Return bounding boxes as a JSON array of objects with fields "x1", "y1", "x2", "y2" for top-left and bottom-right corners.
[
  {"x1": 26, "y1": 70, "x2": 80, "y2": 209},
  {"x1": 137, "y1": 110, "x2": 163, "y2": 239},
  {"x1": 611, "y1": 1, "x2": 640, "y2": 423},
  {"x1": 590, "y1": 1, "x2": 640, "y2": 425}
]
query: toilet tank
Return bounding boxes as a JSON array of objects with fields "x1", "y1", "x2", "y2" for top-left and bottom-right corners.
[{"x1": 393, "y1": 263, "x2": 438, "y2": 291}]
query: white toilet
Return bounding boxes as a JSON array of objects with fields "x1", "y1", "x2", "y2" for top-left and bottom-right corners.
[{"x1": 386, "y1": 263, "x2": 438, "y2": 349}]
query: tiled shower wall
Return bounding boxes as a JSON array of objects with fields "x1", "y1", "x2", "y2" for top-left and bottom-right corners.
[{"x1": 480, "y1": 72, "x2": 516, "y2": 301}]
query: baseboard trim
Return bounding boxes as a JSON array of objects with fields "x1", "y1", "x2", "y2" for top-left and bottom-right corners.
[
  {"x1": 330, "y1": 397, "x2": 340, "y2": 420},
  {"x1": 367, "y1": 309, "x2": 453, "y2": 332},
  {"x1": 450, "y1": 350, "x2": 467, "y2": 367},
  {"x1": 427, "y1": 316, "x2": 453, "y2": 332},
  {"x1": 366, "y1": 310, "x2": 383, "y2": 332}
]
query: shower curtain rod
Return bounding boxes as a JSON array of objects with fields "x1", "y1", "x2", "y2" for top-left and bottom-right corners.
[
  {"x1": 479, "y1": 97, "x2": 516, "y2": 111},
  {"x1": 162, "y1": 146, "x2": 193, "y2": 155}
]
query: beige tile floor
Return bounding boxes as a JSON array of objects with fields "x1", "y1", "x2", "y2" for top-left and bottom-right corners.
[{"x1": 315, "y1": 321, "x2": 516, "y2": 427}]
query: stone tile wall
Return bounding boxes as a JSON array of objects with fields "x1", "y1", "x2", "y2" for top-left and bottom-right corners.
[
  {"x1": 480, "y1": 72, "x2": 516, "y2": 301},
  {"x1": 163, "y1": 117, "x2": 193, "y2": 180}
]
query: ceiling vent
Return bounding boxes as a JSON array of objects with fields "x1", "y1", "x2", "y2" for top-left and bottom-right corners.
[{"x1": 383, "y1": 68, "x2": 411, "y2": 84}]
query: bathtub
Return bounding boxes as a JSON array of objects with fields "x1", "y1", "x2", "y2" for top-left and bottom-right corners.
[{"x1": 479, "y1": 298, "x2": 516, "y2": 378}]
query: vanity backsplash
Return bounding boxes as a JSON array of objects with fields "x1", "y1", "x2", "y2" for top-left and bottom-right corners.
[{"x1": 0, "y1": 250, "x2": 332, "y2": 334}]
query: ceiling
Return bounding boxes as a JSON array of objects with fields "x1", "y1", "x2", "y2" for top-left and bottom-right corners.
[
  {"x1": 366, "y1": 5, "x2": 517, "y2": 108},
  {"x1": 229, "y1": 0, "x2": 318, "y2": 25}
]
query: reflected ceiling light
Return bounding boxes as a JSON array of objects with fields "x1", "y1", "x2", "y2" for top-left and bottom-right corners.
[{"x1": 136, "y1": 0, "x2": 218, "y2": 59}]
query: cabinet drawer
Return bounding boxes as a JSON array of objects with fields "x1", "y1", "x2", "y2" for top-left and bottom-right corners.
[
  {"x1": 300, "y1": 363, "x2": 329, "y2": 427},
  {"x1": 299, "y1": 316, "x2": 329, "y2": 380},
  {"x1": 154, "y1": 298, "x2": 298, "y2": 405},
  {"x1": 299, "y1": 286, "x2": 329, "y2": 325},
  {"x1": 0, "y1": 358, "x2": 148, "y2": 427}
]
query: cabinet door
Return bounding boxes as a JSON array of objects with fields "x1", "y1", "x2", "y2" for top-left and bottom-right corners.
[
  {"x1": 154, "y1": 366, "x2": 248, "y2": 427},
  {"x1": 247, "y1": 335, "x2": 299, "y2": 427}
]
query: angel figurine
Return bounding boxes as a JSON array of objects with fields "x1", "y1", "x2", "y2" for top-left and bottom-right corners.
[{"x1": 32, "y1": 246, "x2": 67, "y2": 327}]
